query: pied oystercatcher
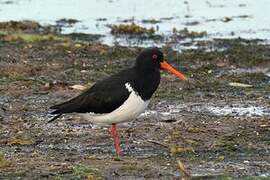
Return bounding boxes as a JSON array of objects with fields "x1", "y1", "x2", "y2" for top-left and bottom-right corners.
[{"x1": 49, "y1": 48, "x2": 187, "y2": 155}]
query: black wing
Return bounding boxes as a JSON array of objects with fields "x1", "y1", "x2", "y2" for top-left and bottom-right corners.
[{"x1": 50, "y1": 68, "x2": 135, "y2": 116}]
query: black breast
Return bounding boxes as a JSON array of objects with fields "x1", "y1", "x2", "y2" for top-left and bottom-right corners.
[{"x1": 131, "y1": 68, "x2": 161, "y2": 100}]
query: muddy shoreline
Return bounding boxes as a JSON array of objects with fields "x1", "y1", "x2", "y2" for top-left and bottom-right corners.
[{"x1": 0, "y1": 21, "x2": 269, "y2": 179}]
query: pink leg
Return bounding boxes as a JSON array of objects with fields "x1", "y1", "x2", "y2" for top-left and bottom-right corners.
[{"x1": 110, "y1": 124, "x2": 122, "y2": 156}]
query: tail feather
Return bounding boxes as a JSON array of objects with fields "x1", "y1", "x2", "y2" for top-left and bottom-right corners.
[
  {"x1": 49, "y1": 97, "x2": 81, "y2": 114},
  {"x1": 50, "y1": 104, "x2": 62, "y2": 111},
  {"x1": 50, "y1": 108, "x2": 61, "y2": 114},
  {"x1": 48, "y1": 101, "x2": 71, "y2": 123},
  {"x1": 48, "y1": 113, "x2": 62, "y2": 123},
  {"x1": 48, "y1": 91, "x2": 88, "y2": 123}
]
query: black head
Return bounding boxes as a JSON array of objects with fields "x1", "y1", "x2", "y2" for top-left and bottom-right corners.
[
  {"x1": 135, "y1": 48, "x2": 164, "y2": 72},
  {"x1": 134, "y1": 48, "x2": 188, "y2": 81}
]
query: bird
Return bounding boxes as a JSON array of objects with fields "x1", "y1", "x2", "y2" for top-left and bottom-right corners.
[{"x1": 49, "y1": 48, "x2": 187, "y2": 156}]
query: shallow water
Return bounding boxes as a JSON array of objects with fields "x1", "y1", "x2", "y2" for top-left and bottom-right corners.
[
  {"x1": 0, "y1": 0, "x2": 269, "y2": 47},
  {"x1": 196, "y1": 104, "x2": 270, "y2": 117},
  {"x1": 142, "y1": 101, "x2": 270, "y2": 119}
]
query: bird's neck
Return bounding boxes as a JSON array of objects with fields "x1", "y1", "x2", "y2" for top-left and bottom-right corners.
[{"x1": 132, "y1": 67, "x2": 160, "y2": 100}]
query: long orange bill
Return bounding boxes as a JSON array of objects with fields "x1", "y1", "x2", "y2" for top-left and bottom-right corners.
[{"x1": 160, "y1": 61, "x2": 187, "y2": 81}]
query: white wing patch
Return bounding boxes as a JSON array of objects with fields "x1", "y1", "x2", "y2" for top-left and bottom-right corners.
[
  {"x1": 125, "y1": 83, "x2": 133, "y2": 92},
  {"x1": 81, "y1": 82, "x2": 149, "y2": 125}
]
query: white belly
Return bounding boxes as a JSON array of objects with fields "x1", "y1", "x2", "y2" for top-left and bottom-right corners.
[{"x1": 81, "y1": 83, "x2": 149, "y2": 125}]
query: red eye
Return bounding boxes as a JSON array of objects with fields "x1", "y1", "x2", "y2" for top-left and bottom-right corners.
[{"x1": 152, "y1": 54, "x2": 158, "y2": 59}]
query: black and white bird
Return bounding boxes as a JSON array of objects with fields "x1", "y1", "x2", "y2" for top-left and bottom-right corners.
[{"x1": 49, "y1": 48, "x2": 187, "y2": 155}]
